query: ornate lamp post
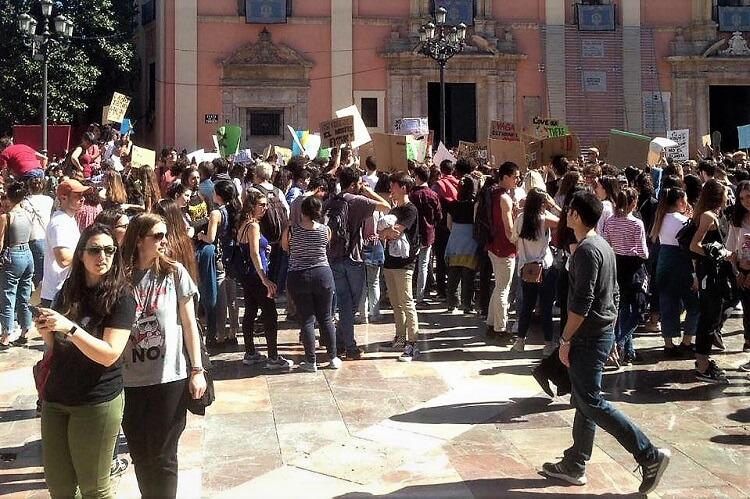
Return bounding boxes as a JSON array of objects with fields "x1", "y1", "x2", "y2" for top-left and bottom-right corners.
[
  {"x1": 417, "y1": 7, "x2": 467, "y2": 146},
  {"x1": 18, "y1": 0, "x2": 75, "y2": 156}
]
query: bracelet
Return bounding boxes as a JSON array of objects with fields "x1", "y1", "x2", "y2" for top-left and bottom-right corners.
[
  {"x1": 190, "y1": 366, "x2": 205, "y2": 375},
  {"x1": 67, "y1": 325, "x2": 78, "y2": 337},
  {"x1": 559, "y1": 337, "x2": 571, "y2": 346}
]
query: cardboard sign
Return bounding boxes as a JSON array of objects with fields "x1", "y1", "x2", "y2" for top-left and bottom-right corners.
[
  {"x1": 321, "y1": 116, "x2": 355, "y2": 148},
  {"x1": 335, "y1": 105, "x2": 371, "y2": 148},
  {"x1": 372, "y1": 133, "x2": 408, "y2": 172},
  {"x1": 107, "y1": 93, "x2": 131, "y2": 124},
  {"x1": 489, "y1": 121, "x2": 519, "y2": 141},
  {"x1": 458, "y1": 141, "x2": 488, "y2": 160},
  {"x1": 359, "y1": 141, "x2": 375, "y2": 163},
  {"x1": 217, "y1": 125, "x2": 242, "y2": 157},
  {"x1": 489, "y1": 138, "x2": 528, "y2": 170},
  {"x1": 432, "y1": 142, "x2": 457, "y2": 168},
  {"x1": 101, "y1": 106, "x2": 111, "y2": 125},
  {"x1": 538, "y1": 134, "x2": 580, "y2": 166},
  {"x1": 395, "y1": 117, "x2": 429, "y2": 136},
  {"x1": 739, "y1": 124, "x2": 750, "y2": 149},
  {"x1": 607, "y1": 130, "x2": 652, "y2": 168},
  {"x1": 666, "y1": 129, "x2": 689, "y2": 161},
  {"x1": 130, "y1": 145, "x2": 156, "y2": 168},
  {"x1": 531, "y1": 116, "x2": 565, "y2": 138},
  {"x1": 649, "y1": 137, "x2": 678, "y2": 166}
]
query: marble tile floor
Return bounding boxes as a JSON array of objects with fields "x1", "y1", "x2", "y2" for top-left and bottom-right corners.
[{"x1": 1, "y1": 300, "x2": 749, "y2": 498}]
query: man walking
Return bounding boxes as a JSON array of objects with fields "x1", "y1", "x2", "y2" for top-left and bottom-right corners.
[
  {"x1": 409, "y1": 165, "x2": 441, "y2": 305},
  {"x1": 542, "y1": 191, "x2": 670, "y2": 495}
]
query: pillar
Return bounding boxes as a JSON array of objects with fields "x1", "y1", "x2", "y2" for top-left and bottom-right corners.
[
  {"x1": 545, "y1": 0, "x2": 566, "y2": 122},
  {"x1": 622, "y1": 0, "x2": 643, "y2": 133},
  {"x1": 174, "y1": 0, "x2": 197, "y2": 150},
  {"x1": 331, "y1": 0, "x2": 353, "y2": 114}
]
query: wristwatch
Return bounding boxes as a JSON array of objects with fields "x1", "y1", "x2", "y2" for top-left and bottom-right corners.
[
  {"x1": 559, "y1": 337, "x2": 571, "y2": 347},
  {"x1": 67, "y1": 325, "x2": 78, "y2": 337}
]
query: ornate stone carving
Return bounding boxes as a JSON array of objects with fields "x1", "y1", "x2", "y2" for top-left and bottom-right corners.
[{"x1": 720, "y1": 31, "x2": 750, "y2": 57}]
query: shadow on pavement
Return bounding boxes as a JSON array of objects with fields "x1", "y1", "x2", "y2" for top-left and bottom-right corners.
[{"x1": 390, "y1": 397, "x2": 568, "y2": 425}]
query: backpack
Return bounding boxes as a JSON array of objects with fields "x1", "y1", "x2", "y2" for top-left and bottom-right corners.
[
  {"x1": 675, "y1": 218, "x2": 697, "y2": 253},
  {"x1": 325, "y1": 194, "x2": 350, "y2": 260},
  {"x1": 473, "y1": 182, "x2": 498, "y2": 248},
  {"x1": 221, "y1": 224, "x2": 254, "y2": 281},
  {"x1": 254, "y1": 184, "x2": 288, "y2": 243}
]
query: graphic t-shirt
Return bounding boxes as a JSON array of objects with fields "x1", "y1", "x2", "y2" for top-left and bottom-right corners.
[
  {"x1": 384, "y1": 203, "x2": 419, "y2": 270},
  {"x1": 123, "y1": 263, "x2": 198, "y2": 388}
]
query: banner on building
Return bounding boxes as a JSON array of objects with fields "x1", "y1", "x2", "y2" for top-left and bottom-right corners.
[
  {"x1": 12, "y1": 125, "x2": 71, "y2": 158},
  {"x1": 107, "y1": 93, "x2": 131, "y2": 124},
  {"x1": 130, "y1": 145, "x2": 156, "y2": 168},
  {"x1": 433, "y1": 0, "x2": 474, "y2": 26},
  {"x1": 335, "y1": 105, "x2": 371, "y2": 148},
  {"x1": 718, "y1": 6, "x2": 750, "y2": 32},
  {"x1": 577, "y1": 4, "x2": 615, "y2": 31},
  {"x1": 666, "y1": 129, "x2": 689, "y2": 161},
  {"x1": 372, "y1": 133, "x2": 408, "y2": 172},
  {"x1": 607, "y1": 130, "x2": 652, "y2": 169},
  {"x1": 320, "y1": 116, "x2": 355, "y2": 148},
  {"x1": 394, "y1": 117, "x2": 429, "y2": 137},
  {"x1": 245, "y1": 0, "x2": 288, "y2": 24},
  {"x1": 489, "y1": 121, "x2": 519, "y2": 141}
]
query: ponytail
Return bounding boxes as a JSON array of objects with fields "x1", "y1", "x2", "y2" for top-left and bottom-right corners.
[
  {"x1": 649, "y1": 187, "x2": 685, "y2": 243},
  {"x1": 615, "y1": 187, "x2": 638, "y2": 217}
]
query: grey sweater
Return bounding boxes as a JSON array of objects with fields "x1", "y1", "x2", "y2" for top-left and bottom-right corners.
[{"x1": 568, "y1": 234, "x2": 619, "y2": 336}]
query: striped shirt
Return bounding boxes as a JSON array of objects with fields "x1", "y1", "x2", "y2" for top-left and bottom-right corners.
[
  {"x1": 288, "y1": 223, "x2": 330, "y2": 272},
  {"x1": 602, "y1": 214, "x2": 649, "y2": 259}
]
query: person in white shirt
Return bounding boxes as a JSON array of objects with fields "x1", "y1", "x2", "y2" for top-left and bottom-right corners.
[
  {"x1": 22, "y1": 176, "x2": 54, "y2": 288},
  {"x1": 361, "y1": 156, "x2": 379, "y2": 190},
  {"x1": 40, "y1": 179, "x2": 90, "y2": 306}
]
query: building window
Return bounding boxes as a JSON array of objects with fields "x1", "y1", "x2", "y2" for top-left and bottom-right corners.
[
  {"x1": 354, "y1": 91, "x2": 385, "y2": 133},
  {"x1": 148, "y1": 63, "x2": 156, "y2": 112},
  {"x1": 248, "y1": 110, "x2": 283, "y2": 137},
  {"x1": 431, "y1": 0, "x2": 475, "y2": 26},
  {"x1": 241, "y1": 0, "x2": 292, "y2": 23},
  {"x1": 716, "y1": 1, "x2": 750, "y2": 31},
  {"x1": 576, "y1": 3, "x2": 616, "y2": 31},
  {"x1": 141, "y1": 0, "x2": 156, "y2": 25},
  {"x1": 360, "y1": 98, "x2": 378, "y2": 128}
]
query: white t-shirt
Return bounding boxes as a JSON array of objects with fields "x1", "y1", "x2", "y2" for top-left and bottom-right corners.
[
  {"x1": 596, "y1": 200, "x2": 614, "y2": 235},
  {"x1": 659, "y1": 212, "x2": 688, "y2": 247},
  {"x1": 22, "y1": 194, "x2": 53, "y2": 241},
  {"x1": 511, "y1": 213, "x2": 554, "y2": 271},
  {"x1": 41, "y1": 210, "x2": 80, "y2": 301},
  {"x1": 362, "y1": 172, "x2": 379, "y2": 189}
]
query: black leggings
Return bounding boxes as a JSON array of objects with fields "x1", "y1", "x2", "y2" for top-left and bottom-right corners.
[
  {"x1": 240, "y1": 273, "x2": 279, "y2": 359},
  {"x1": 447, "y1": 266, "x2": 475, "y2": 310}
]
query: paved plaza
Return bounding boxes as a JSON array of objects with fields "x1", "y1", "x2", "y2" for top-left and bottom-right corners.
[{"x1": 0, "y1": 302, "x2": 748, "y2": 498}]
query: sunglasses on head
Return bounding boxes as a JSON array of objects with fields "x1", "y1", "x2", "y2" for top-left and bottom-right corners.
[
  {"x1": 85, "y1": 245, "x2": 117, "y2": 257},
  {"x1": 144, "y1": 232, "x2": 167, "y2": 241}
]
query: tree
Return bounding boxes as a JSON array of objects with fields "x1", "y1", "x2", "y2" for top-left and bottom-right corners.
[{"x1": 0, "y1": 0, "x2": 138, "y2": 136}]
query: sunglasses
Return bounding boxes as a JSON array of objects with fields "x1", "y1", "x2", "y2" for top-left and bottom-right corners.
[
  {"x1": 144, "y1": 232, "x2": 167, "y2": 241},
  {"x1": 115, "y1": 223, "x2": 129, "y2": 229},
  {"x1": 85, "y1": 245, "x2": 117, "y2": 257}
]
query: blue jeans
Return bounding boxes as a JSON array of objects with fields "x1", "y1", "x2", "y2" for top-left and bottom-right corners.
[
  {"x1": 615, "y1": 297, "x2": 639, "y2": 359},
  {"x1": 0, "y1": 245, "x2": 34, "y2": 333},
  {"x1": 287, "y1": 266, "x2": 337, "y2": 363},
  {"x1": 331, "y1": 259, "x2": 366, "y2": 352},
  {"x1": 659, "y1": 287, "x2": 699, "y2": 339},
  {"x1": 415, "y1": 245, "x2": 432, "y2": 301},
  {"x1": 29, "y1": 239, "x2": 45, "y2": 287},
  {"x1": 563, "y1": 329, "x2": 656, "y2": 472},
  {"x1": 517, "y1": 267, "x2": 558, "y2": 341},
  {"x1": 196, "y1": 243, "x2": 218, "y2": 338}
]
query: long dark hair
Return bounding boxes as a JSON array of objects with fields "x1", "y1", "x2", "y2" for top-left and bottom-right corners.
[
  {"x1": 693, "y1": 179, "x2": 725, "y2": 223},
  {"x1": 596, "y1": 175, "x2": 620, "y2": 204},
  {"x1": 556, "y1": 184, "x2": 585, "y2": 250},
  {"x1": 614, "y1": 187, "x2": 638, "y2": 216},
  {"x1": 732, "y1": 180, "x2": 750, "y2": 228},
  {"x1": 121, "y1": 213, "x2": 177, "y2": 279},
  {"x1": 213, "y1": 180, "x2": 241, "y2": 239},
  {"x1": 649, "y1": 187, "x2": 686, "y2": 243},
  {"x1": 56, "y1": 224, "x2": 128, "y2": 319},
  {"x1": 519, "y1": 188, "x2": 546, "y2": 241},
  {"x1": 152, "y1": 200, "x2": 199, "y2": 285}
]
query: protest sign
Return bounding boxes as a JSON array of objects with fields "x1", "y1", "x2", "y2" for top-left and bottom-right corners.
[
  {"x1": 395, "y1": 117, "x2": 429, "y2": 136},
  {"x1": 101, "y1": 106, "x2": 111, "y2": 125},
  {"x1": 302, "y1": 134, "x2": 321, "y2": 160},
  {"x1": 538, "y1": 134, "x2": 580, "y2": 165},
  {"x1": 648, "y1": 137, "x2": 678, "y2": 166},
  {"x1": 288, "y1": 125, "x2": 305, "y2": 155},
  {"x1": 335, "y1": 105, "x2": 371, "y2": 148},
  {"x1": 432, "y1": 142, "x2": 456, "y2": 168},
  {"x1": 531, "y1": 117, "x2": 567, "y2": 139},
  {"x1": 217, "y1": 125, "x2": 242, "y2": 157},
  {"x1": 489, "y1": 121, "x2": 519, "y2": 141},
  {"x1": 212, "y1": 135, "x2": 220, "y2": 153},
  {"x1": 359, "y1": 141, "x2": 375, "y2": 163},
  {"x1": 321, "y1": 116, "x2": 355, "y2": 148},
  {"x1": 489, "y1": 138, "x2": 527, "y2": 170},
  {"x1": 372, "y1": 133, "x2": 408, "y2": 172},
  {"x1": 739, "y1": 124, "x2": 750, "y2": 149},
  {"x1": 187, "y1": 149, "x2": 205, "y2": 164},
  {"x1": 233, "y1": 149, "x2": 253, "y2": 163},
  {"x1": 458, "y1": 141, "x2": 488, "y2": 161},
  {"x1": 107, "y1": 93, "x2": 131, "y2": 124},
  {"x1": 120, "y1": 118, "x2": 133, "y2": 136},
  {"x1": 406, "y1": 135, "x2": 428, "y2": 163},
  {"x1": 666, "y1": 129, "x2": 689, "y2": 161},
  {"x1": 130, "y1": 145, "x2": 156, "y2": 168},
  {"x1": 701, "y1": 134, "x2": 712, "y2": 148},
  {"x1": 606, "y1": 130, "x2": 652, "y2": 168}
]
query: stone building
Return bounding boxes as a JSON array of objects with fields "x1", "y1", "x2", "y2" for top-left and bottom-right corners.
[{"x1": 134, "y1": 0, "x2": 750, "y2": 155}]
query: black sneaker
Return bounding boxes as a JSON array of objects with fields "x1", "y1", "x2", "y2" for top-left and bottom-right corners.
[
  {"x1": 541, "y1": 460, "x2": 587, "y2": 485},
  {"x1": 110, "y1": 457, "x2": 129, "y2": 477},
  {"x1": 345, "y1": 347, "x2": 363, "y2": 360},
  {"x1": 11, "y1": 336, "x2": 28, "y2": 347},
  {"x1": 695, "y1": 360, "x2": 729, "y2": 384},
  {"x1": 743, "y1": 341, "x2": 750, "y2": 353},
  {"x1": 637, "y1": 448, "x2": 671, "y2": 494},
  {"x1": 711, "y1": 332, "x2": 725, "y2": 352}
]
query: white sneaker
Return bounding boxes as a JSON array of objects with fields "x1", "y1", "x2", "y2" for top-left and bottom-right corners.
[
  {"x1": 398, "y1": 343, "x2": 419, "y2": 362},
  {"x1": 511, "y1": 338, "x2": 525, "y2": 352},
  {"x1": 242, "y1": 352, "x2": 267, "y2": 366},
  {"x1": 299, "y1": 361, "x2": 317, "y2": 373},
  {"x1": 265, "y1": 356, "x2": 294, "y2": 370},
  {"x1": 328, "y1": 357, "x2": 343, "y2": 369}
]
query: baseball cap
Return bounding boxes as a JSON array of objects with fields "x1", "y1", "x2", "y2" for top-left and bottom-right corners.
[{"x1": 57, "y1": 179, "x2": 91, "y2": 198}]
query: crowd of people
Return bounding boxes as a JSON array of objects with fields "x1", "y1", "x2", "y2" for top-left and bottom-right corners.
[{"x1": 1, "y1": 123, "x2": 749, "y2": 496}]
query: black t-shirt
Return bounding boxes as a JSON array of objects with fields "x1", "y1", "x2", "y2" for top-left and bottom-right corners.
[
  {"x1": 45, "y1": 291, "x2": 136, "y2": 406},
  {"x1": 384, "y1": 202, "x2": 419, "y2": 270}
]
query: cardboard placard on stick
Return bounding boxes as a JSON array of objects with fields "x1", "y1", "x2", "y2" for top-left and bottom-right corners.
[
  {"x1": 489, "y1": 121, "x2": 519, "y2": 141},
  {"x1": 321, "y1": 116, "x2": 355, "y2": 148},
  {"x1": 489, "y1": 138, "x2": 527, "y2": 170},
  {"x1": 372, "y1": 133, "x2": 408, "y2": 172},
  {"x1": 106, "y1": 93, "x2": 131, "y2": 124},
  {"x1": 538, "y1": 134, "x2": 581, "y2": 165},
  {"x1": 606, "y1": 130, "x2": 652, "y2": 168},
  {"x1": 130, "y1": 145, "x2": 156, "y2": 168}
]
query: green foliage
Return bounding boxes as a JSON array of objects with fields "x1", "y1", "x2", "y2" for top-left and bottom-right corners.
[{"x1": 0, "y1": 0, "x2": 138, "y2": 135}]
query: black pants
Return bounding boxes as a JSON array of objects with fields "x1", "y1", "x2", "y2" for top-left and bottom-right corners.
[
  {"x1": 122, "y1": 378, "x2": 189, "y2": 499},
  {"x1": 287, "y1": 266, "x2": 337, "y2": 363},
  {"x1": 240, "y1": 273, "x2": 279, "y2": 359},
  {"x1": 433, "y1": 224, "x2": 450, "y2": 296},
  {"x1": 740, "y1": 287, "x2": 750, "y2": 343},
  {"x1": 557, "y1": 267, "x2": 570, "y2": 333},
  {"x1": 477, "y1": 251, "x2": 493, "y2": 316},
  {"x1": 447, "y1": 266, "x2": 475, "y2": 310},
  {"x1": 695, "y1": 263, "x2": 726, "y2": 357}
]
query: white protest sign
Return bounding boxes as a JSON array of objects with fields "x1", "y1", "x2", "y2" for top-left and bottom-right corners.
[
  {"x1": 335, "y1": 105, "x2": 371, "y2": 148},
  {"x1": 187, "y1": 149, "x2": 205, "y2": 163},
  {"x1": 432, "y1": 142, "x2": 457, "y2": 168},
  {"x1": 212, "y1": 135, "x2": 220, "y2": 153},
  {"x1": 287, "y1": 125, "x2": 305, "y2": 154},
  {"x1": 233, "y1": 149, "x2": 253, "y2": 163},
  {"x1": 130, "y1": 145, "x2": 156, "y2": 168},
  {"x1": 303, "y1": 134, "x2": 321, "y2": 160},
  {"x1": 666, "y1": 129, "x2": 689, "y2": 162},
  {"x1": 320, "y1": 116, "x2": 355, "y2": 148},
  {"x1": 395, "y1": 117, "x2": 429, "y2": 136},
  {"x1": 648, "y1": 137, "x2": 678, "y2": 166},
  {"x1": 106, "y1": 93, "x2": 131, "y2": 124}
]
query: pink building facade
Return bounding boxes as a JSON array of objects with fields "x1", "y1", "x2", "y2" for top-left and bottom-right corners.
[{"x1": 135, "y1": 0, "x2": 750, "y2": 155}]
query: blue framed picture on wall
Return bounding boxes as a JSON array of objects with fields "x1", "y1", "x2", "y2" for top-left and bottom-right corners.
[{"x1": 245, "y1": 0, "x2": 288, "y2": 24}]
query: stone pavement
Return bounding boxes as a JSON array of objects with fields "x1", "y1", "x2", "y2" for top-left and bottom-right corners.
[{"x1": 1, "y1": 301, "x2": 749, "y2": 498}]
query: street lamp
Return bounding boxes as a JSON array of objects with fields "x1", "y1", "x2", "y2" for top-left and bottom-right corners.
[
  {"x1": 416, "y1": 6, "x2": 467, "y2": 146},
  {"x1": 17, "y1": 2, "x2": 74, "y2": 156}
]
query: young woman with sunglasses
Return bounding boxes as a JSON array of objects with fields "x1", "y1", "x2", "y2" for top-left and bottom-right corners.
[
  {"x1": 120, "y1": 213, "x2": 206, "y2": 497},
  {"x1": 37, "y1": 223, "x2": 136, "y2": 497}
]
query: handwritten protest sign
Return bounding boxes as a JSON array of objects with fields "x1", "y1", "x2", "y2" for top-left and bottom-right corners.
[
  {"x1": 458, "y1": 141, "x2": 488, "y2": 161},
  {"x1": 217, "y1": 125, "x2": 242, "y2": 157},
  {"x1": 395, "y1": 117, "x2": 429, "y2": 136},
  {"x1": 130, "y1": 145, "x2": 156, "y2": 168},
  {"x1": 107, "y1": 93, "x2": 131, "y2": 124},
  {"x1": 101, "y1": 106, "x2": 111, "y2": 125},
  {"x1": 531, "y1": 116, "x2": 568, "y2": 139},
  {"x1": 321, "y1": 116, "x2": 355, "y2": 148},
  {"x1": 490, "y1": 121, "x2": 519, "y2": 141},
  {"x1": 666, "y1": 129, "x2": 689, "y2": 161},
  {"x1": 372, "y1": 133, "x2": 408, "y2": 172},
  {"x1": 335, "y1": 105, "x2": 371, "y2": 148},
  {"x1": 538, "y1": 134, "x2": 580, "y2": 165},
  {"x1": 607, "y1": 130, "x2": 652, "y2": 168}
]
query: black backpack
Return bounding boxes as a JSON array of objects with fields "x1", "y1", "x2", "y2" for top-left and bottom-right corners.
[
  {"x1": 254, "y1": 184, "x2": 288, "y2": 244},
  {"x1": 325, "y1": 194, "x2": 350, "y2": 260},
  {"x1": 221, "y1": 224, "x2": 254, "y2": 281},
  {"x1": 473, "y1": 182, "x2": 498, "y2": 248}
]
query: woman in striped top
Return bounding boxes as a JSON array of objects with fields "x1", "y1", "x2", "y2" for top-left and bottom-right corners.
[
  {"x1": 603, "y1": 187, "x2": 649, "y2": 365},
  {"x1": 282, "y1": 196, "x2": 341, "y2": 372}
]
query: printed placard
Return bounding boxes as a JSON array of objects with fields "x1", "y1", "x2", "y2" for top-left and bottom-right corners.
[
  {"x1": 458, "y1": 141, "x2": 488, "y2": 161},
  {"x1": 320, "y1": 116, "x2": 355, "y2": 148},
  {"x1": 335, "y1": 105, "x2": 371, "y2": 148},
  {"x1": 489, "y1": 121, "x2": 519, "y2": 141},
  {"x1": 107, "y1": 92, "x2": 131, "y2": 124},
  {"x1": 666, "y1": 129, "x2": 689, "y2": 161},
  {"x1": 394, "y1": 117, "x2": 429, "y2": 137},
  {"x1": 130, "y1": 145, "x2": 156, "y2": 168}
]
